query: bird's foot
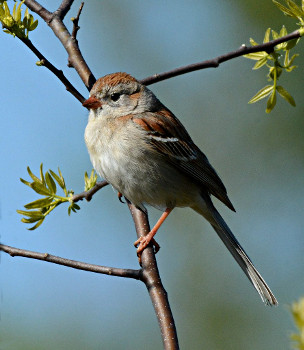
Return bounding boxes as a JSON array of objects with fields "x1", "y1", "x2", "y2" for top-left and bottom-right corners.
[{"x1": 134, "y1": 236, "x2": 160, "y2": 264}]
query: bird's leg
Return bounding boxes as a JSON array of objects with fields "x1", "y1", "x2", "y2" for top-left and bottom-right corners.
[{"x1": 134, "y1": 208, "x2": 172, "y2": 262}]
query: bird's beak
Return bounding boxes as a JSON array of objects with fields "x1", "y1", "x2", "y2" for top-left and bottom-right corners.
[{"x1": 82, "y1": 96, "x2": 102, "y2": 110}]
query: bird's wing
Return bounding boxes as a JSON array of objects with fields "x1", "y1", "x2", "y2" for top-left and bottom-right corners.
[{"x1": 132, "y1": 108, "x2": 235, "y2": 211}]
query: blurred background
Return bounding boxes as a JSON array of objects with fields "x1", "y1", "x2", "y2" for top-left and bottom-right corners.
[{"x1": 1, "y1": 0, "x2": 304, "y2": 349}]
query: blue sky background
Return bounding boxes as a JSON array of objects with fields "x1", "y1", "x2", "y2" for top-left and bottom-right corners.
[{"x1": 1, "y1": 1, "x2": 304, "y2": 349}]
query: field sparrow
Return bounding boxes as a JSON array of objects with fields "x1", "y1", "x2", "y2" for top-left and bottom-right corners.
[{"x1": 83, "y1": 72, "x2": 277, "y2": 306}]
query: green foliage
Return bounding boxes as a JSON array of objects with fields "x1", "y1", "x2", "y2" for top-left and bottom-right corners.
[
  {"x1": 84, "y1": 169, "x2": 98, "y2": 192},
  {"x1": 273, "y1": 0, "x2": 304, "y2": 26},
  {"x1": 0, "y1": 0, "x2": 38, "y2": 39},
  {"x1": 244, "y1": 0, "x2": 304, "y2": 113},
  {"x1": 244, "y1": 26, "x2": 299, "y2": 113},
  {"x1": 290, "y1": 297, "x2": 304, "y2": 349},
  {"x1": 17, "y1": 164, "x2": 80, "y2": 230}
]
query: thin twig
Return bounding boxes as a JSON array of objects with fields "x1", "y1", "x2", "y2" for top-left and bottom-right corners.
[
  {"x1": 0, "y1": 244, "x2": 141, "y2": 279},
  {"x1": 72, "y1": 180, "x2": 109, "y2": 202},
  {"x1": 140, "y1": 29, "x2": 302, "y2": 86},
  {"x1": 19, "y1": 37, "x2": 85, "y2": 103},
  {"x1": 71, "y1": 2, "x2": 84, "y2": 41}
]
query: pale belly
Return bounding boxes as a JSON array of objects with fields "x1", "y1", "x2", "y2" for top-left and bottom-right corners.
[{"x1": 85, "y1": 117, "x2": 200, "y2": 211}]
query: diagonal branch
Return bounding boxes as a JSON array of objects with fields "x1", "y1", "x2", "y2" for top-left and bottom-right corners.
[
  {"x1": 140, "y1": 29, "x2": 302, "y2": 86},
  {"x1": 21, "y1": 0, "x2": 52, "y2": 22},
  {"x1": 19, "y1": 36, "x2": 85, "y2": 103},
  {"x1": 72, "y1": 180, "x2": 109, "y2": 202},
  {"x1": 0, "y1": 244, "x2": 141, "y2": 279},
  {"x1": 24, "y1": 0, "x2": 96, "y2": 89},
  {"x1": 55, "y1": 0, "x2": 74, "y2": 20}
]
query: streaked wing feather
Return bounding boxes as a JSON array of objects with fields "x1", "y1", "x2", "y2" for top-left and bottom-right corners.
[{"x1": 132, "y1": 108, "x2": 235, "y2": 211}]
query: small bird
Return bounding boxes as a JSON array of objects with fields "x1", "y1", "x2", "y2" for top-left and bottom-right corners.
[{"x1": 83, "y1": 72, "x2": 277, "y2": 306}]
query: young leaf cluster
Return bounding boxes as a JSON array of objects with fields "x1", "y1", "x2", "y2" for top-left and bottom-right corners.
[
  {"x1": 17, "y1": 164, "x2": 80, "y2": 230},
  {"x1": 244, "y1": 26, "x2": 299, "y2": 113},
  {"x1": 243, "y1": 0, "x2": 304, "y2": 113},
  {"x1": 290, "y1": 297, "x2": 304, "y2": 349},
  {"x1": 273, "y1": 0, "x2": 304, "y2": 26},
  {"x1": 0, "y1": 1, "x2": 38, "y2": 39},
  {"x1": 84, "y1": 169, "x2": 98, "y2": 192}
]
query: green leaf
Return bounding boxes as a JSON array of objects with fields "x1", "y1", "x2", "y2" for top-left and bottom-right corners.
[
  {"x1": 4, "y1": 1, "x2": 10, "y2": 17},
  {"x1": 28, "y1": 13, "x2": 33, "y2": 25},
  {"x1": 29, "y1": 19, "x2": 38, "y2": 31},
  {"x1": 249, "y1": 85, "x2": 273, "y2": 103},
  {"x1": 39, "y1": 163, "x2": 45, "y2": 185},
  {"x1": 24, "y1": 7, "x2": 29, "y2": 19},
  {"x1": 84, "y1": 171, "x2": 89, "y2": 182},
  {"x1": 17, "y1": 209, "x2": 44, "y2": 219},
  {"x1": 249, "y1": 38, "x2": 258, "y2": 46},
  {"x1": 24, "y1": 197, "x2": 53, "y2": 209},
  {"x1": 269, "y1": 66, "x2": 282, "y2": 80},
  {"x1": 73, "y1": 203, "x2": 80, "y2": 210},
  {"x1": 28, "y1": 219, "x2": 44, "y2": 230},
  {"x1": 20, "y1": 177, "x2": 31, "y2": 187},
  {"x1": 263, "y1": 28, "x2": 271, "y2": 43},
  {"x1": 21, "y1": 217, "x2": 42, "y2": 224},
  {"x1": 49, "y1": 169, "x2": 65, "y2": 190},
  {"x1": 266, "y1": 90, "x2": 277, "y2": 113},
  {"x1": 279, "y1": 25, "x2": 288, "y2": 37},
  {"x1": 16, "y1": 1, "x2": 22, "y2": 22},
  {"x1": 3, "y1": 29, "x2": 14, "y2": 35},
  {"x1": 285, "y1": 65, "x2": 298, "y2": 72},
  {"x1": 273, "y1": 0, "x2": 298, "y2": 17},
  {"x1": 288, "y1": 53, "x2": 299, "y2": 66},
  {"x1": 27, "y1": 166, "x2": 42, "y2": 184},
  {"x1": 30, "y1": 182, "x2": 51, "y2": 196},
  {"x1": 286, "y1": 38, "x2": 299, "y2": 51},
  {"x1": 271, "y1": 29, "x2": 279, "y2": 40},
  {"x1": 58, "y1": 168, "x2": 65, "y2": 184},
  {"x1": 253, "y1": 57, "x2": 268, "y2": 69},
  {"x1": 243, "y1": 52, "x2": 268, "y2": 60},
  {"x1": 45, "y1": 172, "x2": 57, "y2": 194},
  {"x1": 12, "y1": 1, "x2": 16, "y2": 19},
  {"x1": 286, "y1": 0, "x2": 304, "y2": 18},
  {"x1": 276, "y1": 85, "x2": 296, "y2": 106}
]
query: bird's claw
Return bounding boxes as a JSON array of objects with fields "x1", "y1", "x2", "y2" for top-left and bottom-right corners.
[{"x1": 134, "y1": 236, "x2": 160, "y2": 264}]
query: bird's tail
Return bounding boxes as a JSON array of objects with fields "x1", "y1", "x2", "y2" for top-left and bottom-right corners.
[{"x1": 193, "y1": 198, "x2": 278, "y2": 306}]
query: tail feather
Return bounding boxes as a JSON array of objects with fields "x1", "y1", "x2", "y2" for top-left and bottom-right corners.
[{"x1": 193, "y1": 199, "x2": 278, "y2": 306}]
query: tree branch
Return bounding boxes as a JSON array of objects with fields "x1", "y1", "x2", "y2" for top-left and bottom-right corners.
[
  {"x1": 21, "y1": 0, "x2": 52, "y2": 23},
  {"x1": 55, "y1": 0, "x2": 74, "y2": 20},
  {"x1": 0, "y1": 244, "x2": 140, "y2": 279},
  {"x1": 127, "y1": 202, "x2": 179, "y2": 350},
  {"x1": 19, "y1": 36, "x2": 85, "y2": 103},
  {"x1": 140, "y1": 29, "x2": 302, "y2": 86},
  {"x1": 71, "y1": 2, "x2": 84, "y2": 41},
  {"x1": 24, "y1": 0, "x2": 96, "y2": 89},
  {"x1": 72, "y1": 180, "x2": 109, "y2": 202}
]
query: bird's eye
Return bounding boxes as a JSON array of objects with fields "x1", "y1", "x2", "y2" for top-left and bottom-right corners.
[{"x1": 110, "y1": 93, "x2": 121, "y2": 102}]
